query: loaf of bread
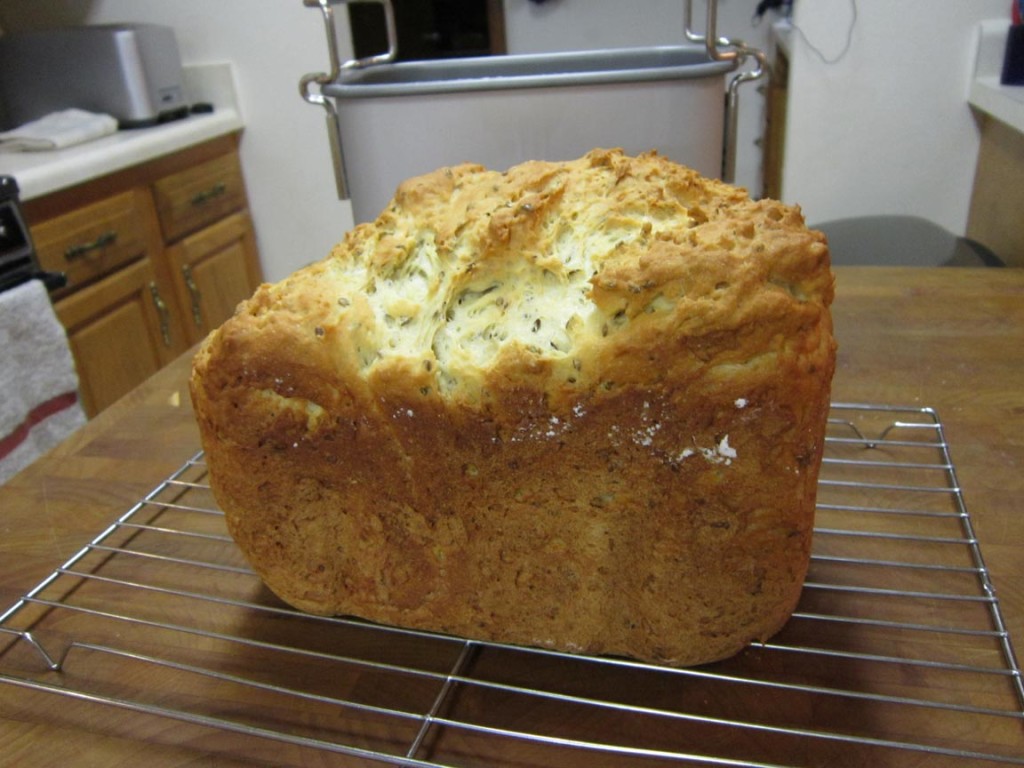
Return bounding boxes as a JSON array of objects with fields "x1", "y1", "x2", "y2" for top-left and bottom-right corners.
[{"x1": 191, "y1": 149, "x2": 835, "y2": 667}]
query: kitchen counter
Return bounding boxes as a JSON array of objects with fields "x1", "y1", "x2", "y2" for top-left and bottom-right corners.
[
  {"x1": 0, "y1": 63, "x2": 243, "y2": 201},
  {"x1": 967, "y1": 22, "x2": 1024, "y2": 266},
  {"x1": 1, "y1": 266, "x2": 1022, "y2": 766},
  {"x1": 970, "y1": 20, "x2": 1024, "y2": 134}
]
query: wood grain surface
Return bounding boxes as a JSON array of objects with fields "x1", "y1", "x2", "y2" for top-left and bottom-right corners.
[{"x1": 1, "y1": 266, "x2": 1022, "y2": 766}]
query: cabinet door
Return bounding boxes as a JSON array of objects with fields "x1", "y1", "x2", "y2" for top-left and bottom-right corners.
[
  {"x1": 55, "y1": 259, "x2": 182, "y2": 417},
  {"x1": 167, "y1": 210, "x2": 262, "y2": 345}
]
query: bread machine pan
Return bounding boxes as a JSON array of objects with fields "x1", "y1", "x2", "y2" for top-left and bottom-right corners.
[{"x1": 300, "y1": 0, "x2": 766, "y2": 223}]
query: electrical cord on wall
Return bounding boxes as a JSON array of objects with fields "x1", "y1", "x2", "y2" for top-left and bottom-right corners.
[
  {"x1": 755, "y1": 0, "x2": 858, "y2": 64},
  {"x1": 791, "y1": 0, "x2": 858, "y2": 65}
]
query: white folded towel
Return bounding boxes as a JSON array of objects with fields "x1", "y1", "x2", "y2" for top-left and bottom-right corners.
[
  {"x1": 0, "y1": 279, "x2": 87, "y2": 484},
  {"x1": 0, "y1": 108, "x2": 118, "y2": 152}
]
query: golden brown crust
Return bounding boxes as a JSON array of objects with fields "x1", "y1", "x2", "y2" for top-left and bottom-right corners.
[{"x1": 191, "y1": 149, "x2": 835, "y2": 666}]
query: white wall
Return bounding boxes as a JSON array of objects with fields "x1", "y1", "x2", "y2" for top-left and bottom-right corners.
[
  {"x1": 0, "y1": 0, "x2": 356, "y2": 283},
  {"x1": 783, "y1": 0, "x2": 1007, "y2": 233}
]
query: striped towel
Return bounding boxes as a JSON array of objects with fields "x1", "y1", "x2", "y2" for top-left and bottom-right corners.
[{"x1": 0, "y1": 279, "x2": 86, "y2": 484}]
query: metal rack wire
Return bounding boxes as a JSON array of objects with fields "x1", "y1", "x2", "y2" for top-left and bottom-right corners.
[{"x1": 1, "y1": 403, "x2": 1022, "y2": 766}]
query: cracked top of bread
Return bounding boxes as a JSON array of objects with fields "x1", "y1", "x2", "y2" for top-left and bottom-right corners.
[{"x1": 197, "y1": 148, "x2": 832, "y2": 427}]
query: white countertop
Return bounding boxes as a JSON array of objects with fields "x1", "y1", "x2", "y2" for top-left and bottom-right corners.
[
  {"x1": 969, "y1": 20, "x2": 1024, "y2": 133},
  {"x1": 771, "y1": 19, "x2": 793, "y2": 61},
  {"x1": 0, "y1": 63, "x2": 244, "y2": 201}
]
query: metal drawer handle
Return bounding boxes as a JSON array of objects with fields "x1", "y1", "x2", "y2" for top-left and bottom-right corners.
[
  {"x1": 182, "y1": 264, "x2": 203, "y2": 327},
  {"x1": 148, "y1": 281, "x2": 172, "y2": 347},
  {"x1": 65, "y1": 230, "x2": 117, "y2": 261},
  {"x1": 191, "y1": 183, "x2": 227, "y2": 206}
]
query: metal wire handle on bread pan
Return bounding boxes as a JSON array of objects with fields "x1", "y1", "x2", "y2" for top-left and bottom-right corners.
[
  {"x1": 299, "y1": 0, "x2": 766, "y2": 199},
  {"x1": 300, "y1": 0, "x2": 398, "y2": 199}
]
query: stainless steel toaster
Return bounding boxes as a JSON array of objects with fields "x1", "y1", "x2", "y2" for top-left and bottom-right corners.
[{"x1": 0, "y1": 23, "x2": 188, "y2": 130}]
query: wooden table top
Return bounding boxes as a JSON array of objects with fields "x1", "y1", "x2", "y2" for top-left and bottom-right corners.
[{"x1": 1, "y1": 266, "x2": 1022, "y2": 766}]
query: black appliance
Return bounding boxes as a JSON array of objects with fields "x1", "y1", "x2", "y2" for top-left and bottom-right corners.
[
  {"x1": 0, "y1": 176, "x2": 66, "y2": 294},
  {"x1": 349, "y1": 0, "x2": 503, "y2": 62}
]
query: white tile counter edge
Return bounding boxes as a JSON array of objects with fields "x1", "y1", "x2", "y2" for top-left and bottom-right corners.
[
  {"x1": 969, "y1": 20, "x2": 1024, "y2": 133},
  {"x1": 770, "y1": 19, "x2": 792, "y2": 61},
  {"x1": 0, "y1": 62, "x2": 244, "y2": 201}
]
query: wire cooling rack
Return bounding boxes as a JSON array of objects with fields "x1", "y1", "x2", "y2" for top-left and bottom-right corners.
[{"x1": 1, "y1": 403, "x2": 1022, "y2": 767}]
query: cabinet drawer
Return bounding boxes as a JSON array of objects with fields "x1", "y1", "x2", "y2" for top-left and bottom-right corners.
[
  {"x1": 153, "y1": 151, "x2": 246, "y2": 241},
  {"x1": 33, "y1": 189, "x2": 150, "y2": 293}
]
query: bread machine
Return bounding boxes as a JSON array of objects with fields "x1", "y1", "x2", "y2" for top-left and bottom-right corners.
[{"x1": 0, "y1": 23, "x2": 188, "y2": 130}]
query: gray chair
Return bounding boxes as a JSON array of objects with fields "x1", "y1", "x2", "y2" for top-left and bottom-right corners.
[{"x1": 813, "y1": 216, "x2": 1004, "y2": 267}]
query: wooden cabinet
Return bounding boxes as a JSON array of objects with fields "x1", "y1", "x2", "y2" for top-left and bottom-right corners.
[
  {"x1": 967, "y1": 115, "x2": 1024, "y2": 268},
  {"x1": 33, "y1": 188, "x2": 153, "y2": 294},
  {"x1": 54, "y1": 259, "x2": 175, "y2": 416},
  {"x1": 762, "y1": 47, "x2": 789, "y2": 202},
  {"x1": 23, "y1": 133, "x2": 263, "y2": 418},
  {"x1": 167, "y1": 210, "x2": 261, "y2": 345}
]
